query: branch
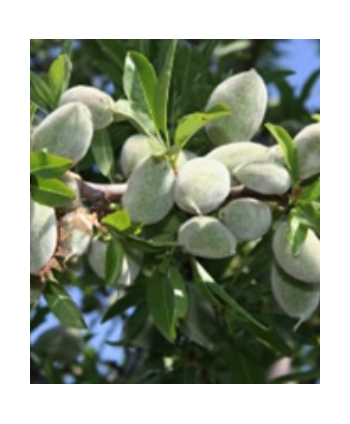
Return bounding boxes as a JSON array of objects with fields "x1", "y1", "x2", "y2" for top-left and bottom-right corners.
[
  {"x1": 78, "y1": 180, "x2": 127, "y2": 202},
  {"x1": 77, "y1": 179, "x2": 289, "y2": 207}
]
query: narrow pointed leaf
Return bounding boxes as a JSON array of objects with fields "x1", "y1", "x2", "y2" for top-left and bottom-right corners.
[
  {"x1": 91, "y1": 130, "x2": 115, "y2": 181},
  {"x1": 30, "y1": 176, "x2": 75, "y2": 207},
  {"x1": 175, "y1": 103, "x2": 231, "y2": 148},
  {"x1": 105, "y1": 238, "x2": 124, "y2": 287},
  {"x1": 266, "y1": 123, "x2": 299, "y2": 185},
  {"x1": 147, "y1": 271, "x2": 176, "y2": 342},
  {"x1": 30, "y1": 151, "x2": 73, "y2": 178},
  {"x1": 128, "y1": 52, "x2": 158, "y2": 121},
  {"x1": 169, "y1": 266, "x2": 188, "y2": 319},
  {"x1": 44, "y1": 281, "x2": 87, "y2": 329},
  {"x1": 48, "y1": 54, "x2": 72, "y2": 106},
  {"x1": 154, "y1": 40, "x2": 178, "y2": 136}
]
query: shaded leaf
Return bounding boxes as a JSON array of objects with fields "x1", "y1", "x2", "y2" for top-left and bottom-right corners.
[
  {"x1": 192, "y1": 259, "x2": 222, "y2": 308},
  {"x1": 102, "y1": 287, "x2": 144, "y2": 323},
  {"x1": 30, "y1": 104, "x2": 37, "y2": 126},
  {"x1": 91, "y1": 130, "x2": 115, "y2": 181},
  {"x1": 128, "y1": 52, "x2": 158, "y2": 121},
  {"x1": 105, "y1": 238, "x2": 124, "y2": 287},
  {"x1": 154, "y1": 39, "x2": 178, "y2": 137},
  {"x1": 30, "y1": 71, "x2": 53, "y2": 111},
  {"x1": 44, "y1": 281, "x2": 87, "y2": 329},
  {"x1": 114, "y1": 99, "x2": 156, "y2": 137},
  {"x1": 123, "y1": 54, "x2": 147, "y2": 109},
  {"x1": 96, "y1": 39, "x2": 125, "y2": 68},
  {"x1": 180, "y1": 284, "x2": 216, "y2": 350},
  {"x1": 169, "y1": 266, "x2": 188, "y2": 319},
  {"x1": 147, "y1": 271, "x2": 176, "y2": 342}
]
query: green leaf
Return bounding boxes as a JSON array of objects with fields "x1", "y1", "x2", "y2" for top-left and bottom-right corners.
[
  {"x1": 288, "y1": 211, "x2": 308, "y2": 255},
  {"x1": 102, "y1": 287, "x2": 144, "y2": 323},
  {"x1": 299, "y1": 69, "x2": 320, "y2": 106},
  {"x1": 180, "y1": 284, "x2": 216, "y2": 350},
  {"x1": 48, "y1": 54, "x2": 72, "y2": 106},
  {"x1": 268, "y1": 369, "x2": 320, "y2": 384},
  {"x1": 147, "y1": 271, "x2": 176, "y2": 342},
  {"x1": 30, "y1": 71, "x2": 53, "y2": 111},
  {"x1": 169, "y1": 266, "x2": 188, "y2": 319},
  {"x1": 30, "y1": 151, "x2": 73, "y2": 179},
  {"x1": 114, "y1": 99, "x2": 156, "y2": 137},
  {"x1": 192, "y1": 260, "x2": 222, "y2": 308},
  {"x1": 123, "y1": 54, "x2": 147, "y2": 108},
  {"x1": 44, "y1": 281, "x2": 87, "y2": 329},
  {"x1": 209, "y1": 282, "x2": 267, "y2": 331},
  {"x1": 175, "y1": 103, "x2": 231, "y2": 148},
  {"x1": 245, "y1": 323, "x2": 292, "y2": 356},
  {"x1": 62, "y1": 39, "x2": 73, "y2": 57},
  {"x1": 296, "y1": 200, "x2": 320, "y2": 235},
  {"x1": 213, "y1": 40, "x2": 252, "y2": 58},
  {"x1": 266, "y1": 123, "x2": 299, "y2": 186},
  {"x1": 312, "y1": 114, "x2": 320, "y2": 122},
  {"x1": 299, "y1": 177, "x2": 320, "y2": 201},
  {"x1": 91, "y1": 130, "x2": 115, "y2": 181},
  {"x1": 123, "y1": 305, "x2": 148, "y2": 342},
  {"x1": 105, "y1": 238, "x2": 124, "y2": 287},
  {"x1": 30, "y1": 104, "x2": 37, "y2": 126},
  {"x1": 30, "y1": 176, "x2": 75, "y2": 207},
  {"x1": 102, "y1": 210, "x2": 132, "y2": 232},
  {"x1": 96, "y1": 39, "x2": 125, "y2": 69},
  {"x1": 262, "y1": 69, "x2": 295, "y2": 84},
  {"x1": 154, "y1": 40, "x2": 178, "y2": 138},
  {"x1": 128, "y1": 52, "x2": 158, "y2": 121},
  {"x1": 193, "y1": 262, "x2": 267, "y2": 331}
]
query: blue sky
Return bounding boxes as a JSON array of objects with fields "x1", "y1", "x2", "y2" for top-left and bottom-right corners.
[{"x1": 273, "y1": 39, "x2": 320, "y2": 109}]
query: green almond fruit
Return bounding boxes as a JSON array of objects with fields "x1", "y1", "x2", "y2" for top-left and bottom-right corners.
[
  {"x1": 234, "y1": 161, "x2": 291, "y2": 195},
  {"x1": 268, "y1": 144, "x2": 285, "y2": 166},
  {"x1": 120, "y1": 134, "x2": 153, "y2": 178},
  {"x1": 271, "y1": 262, "x2": 320, "y2": 321},
  {"x1": 175, "y1": 149, "x2": 198, "y2": 169},
  {"x1": 208, "y1": 141, "x2": 270, "y2": 181},
  {"x1": 32, "y1": 102, "x2": 93, "y2": 164},
  {"x1": 178, "y1": 216, "x2": 237, "y2": 259},
  {"x1": 273, "y1": 222, "x2": 320, "y2": 283},
  {"x1": 88, "y1": 239, "x2": 142, "y2": 286},
  {"x1": 60, "y1": 210, "x2": 93, "y2": 259},
  {"x1": 60, "y1": 85, "x2": 114, "y2": 130},
  {"x1": 61, "y1": 173, "x2": 81, "y2": 211},
  {"x1": 30, "y1": 197, "x2": 58, "y2": 274},
  {"x1": 123, "y1": 157, "x2": 175, "y2": 225},
  {"x1": 295, "y1": 123, "x2": 320, "y2": 180},
  {"x1": 219, "y1": 198, "x2": 272, "y2": 241},
  {"x1": 120, "y1": 134, "x2": 197, "y2": 178},
  {"x1": 33, "y1": 326, "x2": 84, "y2": 363},
  {"x1": 175, "y1": 157, "x2": 230, "y2": 215},
  {"x1": 206, "y1": 70, "x2": 268, "y2": 145}
]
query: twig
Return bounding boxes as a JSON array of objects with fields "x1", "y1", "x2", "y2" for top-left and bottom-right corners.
[{"x1": 78, "y1": 180, "x2": 127, "y2": 202}]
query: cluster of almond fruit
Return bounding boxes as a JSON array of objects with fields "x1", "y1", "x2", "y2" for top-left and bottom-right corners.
[{"x1": 30, "y1": 68, "x2": 320, "y2": 324}]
